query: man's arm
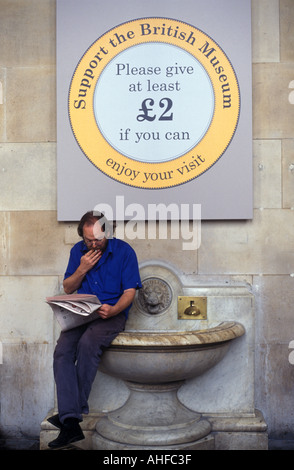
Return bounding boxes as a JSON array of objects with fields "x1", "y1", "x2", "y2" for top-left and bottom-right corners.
[
  {"x1": 63, "y1": 249, "x2": 102, "y2": 294},
  {"x1": 98, "y1": 288, "x2": 136, "y2": 319}
]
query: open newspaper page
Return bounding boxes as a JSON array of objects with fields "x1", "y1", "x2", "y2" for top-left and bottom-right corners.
[{"x1": 46, "y1": 294, "x2": 102, "y2": 331}]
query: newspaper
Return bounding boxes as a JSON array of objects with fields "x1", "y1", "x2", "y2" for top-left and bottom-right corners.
[{"x1": 46, "y1": 294, "x2": 102, "y2": 331}]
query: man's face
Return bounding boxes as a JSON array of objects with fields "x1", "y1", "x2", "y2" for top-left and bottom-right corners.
[{"x1": 83, "y1": 222, "x2": 108, "y2": 252}]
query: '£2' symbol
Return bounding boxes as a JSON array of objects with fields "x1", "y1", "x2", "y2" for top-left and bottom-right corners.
[{"x1": 137, "y1": 98, "x2": 156, "y2": 122}]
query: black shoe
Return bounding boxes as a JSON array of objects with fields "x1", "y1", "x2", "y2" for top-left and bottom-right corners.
[
  {"x1": 48, "y1": 418, "x2": 85, "y2": 449},
  {"x1": 47, "y1": 414, "x2": 62, "y2": 429}
]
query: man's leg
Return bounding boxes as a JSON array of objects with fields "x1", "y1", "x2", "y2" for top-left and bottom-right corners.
[
  {"x1": 76, "y1": 312, "x2": 126, "y2": 414},
  {"x1": 48, "y1": 313, "x2": 125, "y2": 449},
  {"x1": 48, "y1": 325, "x2": 88, "y2": 449},
  {"x1": 53, "y1": 324, "x2": 87, "y2": 423}
]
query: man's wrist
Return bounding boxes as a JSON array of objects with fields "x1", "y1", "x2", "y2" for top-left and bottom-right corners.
[{"x1": 76, "y1": 265, "x2": 88, "y2": 277}]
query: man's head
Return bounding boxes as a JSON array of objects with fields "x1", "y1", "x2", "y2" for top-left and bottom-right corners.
[{"x1": 77, "y1": 211, "x2": 111, "y2": 252}]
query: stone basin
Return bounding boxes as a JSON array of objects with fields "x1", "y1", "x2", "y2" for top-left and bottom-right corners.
[
  {"x1": 99, "y1": 321, "x2": 245, "y2": 383},
  {"x1": 94, "y1": 321, "x2": 245, "y2": 450}
]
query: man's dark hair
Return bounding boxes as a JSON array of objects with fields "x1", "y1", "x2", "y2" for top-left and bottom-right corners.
[{"x1": 77, "y1": 211, "x2": 110, "y2": 237}]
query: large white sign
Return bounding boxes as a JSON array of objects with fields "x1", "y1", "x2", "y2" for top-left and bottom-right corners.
[{"x1": 57, "y1": 0, "x2": 252, "y2": 220}]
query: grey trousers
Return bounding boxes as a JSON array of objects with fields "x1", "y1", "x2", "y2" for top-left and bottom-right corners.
[{"x1": 53, "y1": 312, "x2": 126, "y2": 423}]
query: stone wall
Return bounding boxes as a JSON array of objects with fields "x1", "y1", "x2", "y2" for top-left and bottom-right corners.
[{"x1": 0, "y1": 0, "x2": 294, "y2": 446}]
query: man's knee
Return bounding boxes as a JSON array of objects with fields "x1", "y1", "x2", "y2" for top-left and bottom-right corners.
[
  {"x1": 77, "y1": 335, "x2": 104, "y2": 360},
  {"x1": 53, "y1": 341, "x2": 76, "y2": 366}
]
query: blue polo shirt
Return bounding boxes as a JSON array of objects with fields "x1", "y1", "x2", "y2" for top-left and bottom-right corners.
[{"x1": 64, "y1": 237, "x2": 142, "y2": 318}]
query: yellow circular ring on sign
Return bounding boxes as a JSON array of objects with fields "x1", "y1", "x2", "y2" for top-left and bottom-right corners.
[{"x1": 69, "y1": 17, "x2": 240, "y2": 189}]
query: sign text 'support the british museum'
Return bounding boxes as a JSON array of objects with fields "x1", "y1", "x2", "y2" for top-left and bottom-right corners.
[{"x1": 57, "y1": 0, "x2": 252, "y2": 220}]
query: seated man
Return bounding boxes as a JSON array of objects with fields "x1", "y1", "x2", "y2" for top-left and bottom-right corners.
[{"x1": 48, "y1": 211, "x2": 142, "y2": 449}]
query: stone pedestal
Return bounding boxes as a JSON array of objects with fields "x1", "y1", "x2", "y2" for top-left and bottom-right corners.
[{"x1": 93, "y1": 380, "x2": 212, "y2": 450}]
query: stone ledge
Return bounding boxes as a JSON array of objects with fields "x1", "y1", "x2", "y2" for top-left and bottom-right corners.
[
  {"x1": 205, "y1": 409, "x2": 267, "y2": 432},
  {"x1": 214, "y1": 432, "x2": 268, "y2": 451},
  {"x1": 92, "y1": 433, "x2": 215, "y2": 451},
  {"x1": 40, "y1": 409, "x2": 268, "y2": 451},
  {"x1": 206, "y1": 409, "x2": 268, "y2": 450}
]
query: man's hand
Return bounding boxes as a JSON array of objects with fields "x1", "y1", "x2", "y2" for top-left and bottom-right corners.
[
  {"x1": 98, "y1": 304, "x2": 116, "y2": 319},
  {"x1": 79, "y1": 249, "x2": 102, "y2": 273},
  {"x1": 97, "y1": 288, "x2": 136, "y2": 320},
  {"x1": 63, "y1": 249, "x2": 102, "y2": 294}
]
